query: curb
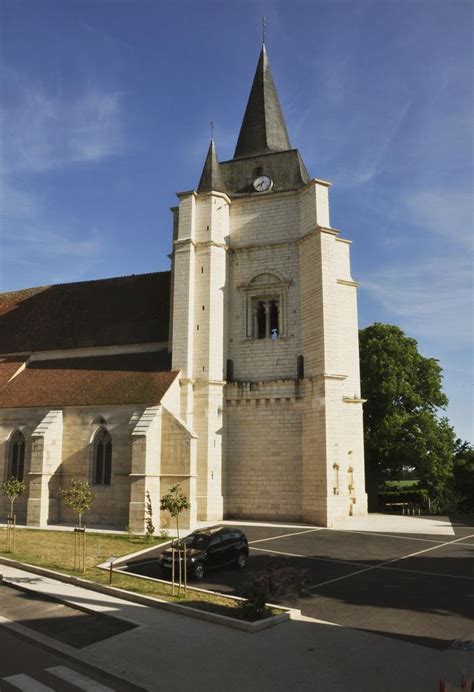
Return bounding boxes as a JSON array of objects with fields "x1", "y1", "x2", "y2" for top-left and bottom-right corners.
[{"x1": 0, "y1": 557, "x2": 298, "y2": 633}]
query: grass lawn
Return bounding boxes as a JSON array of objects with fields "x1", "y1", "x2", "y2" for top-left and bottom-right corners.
[
  {"x1": 384, "y1": 479, "x2": 420, "y2": 489},
  {"x1": 0, "y1": 528, "x2": 278, "y2": 621}
]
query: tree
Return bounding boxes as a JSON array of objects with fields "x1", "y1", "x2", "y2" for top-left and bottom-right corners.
[
  {"x1": 2, "y1": 476, "x2": 26, "y2": 552},
  {"x1": 160, "y1": 483, "x2": 190, "y2": 595},
  {"x1": 60, "y1": 479, "x2": 95, "y2": 528},
  {"x1": 453, "y1": 440, "x2": 474, "y2": 513},
  {"x1": 2, "y1": 476, "x2": 26, "y2": 517},
  {"x1": 145, "y1": 490, "x2": 155, "y2": 539},
  {"x1": 359, "y1": 323, "x2": 455, "y2": 509}
]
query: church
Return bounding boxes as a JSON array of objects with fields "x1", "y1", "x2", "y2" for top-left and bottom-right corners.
[{"x1": 0, "y1": 44, "x2": 368, "y2": 532}]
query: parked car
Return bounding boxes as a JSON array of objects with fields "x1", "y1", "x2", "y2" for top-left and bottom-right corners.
[{"x1": 159, "y1": 526, "x2": 249, "y2": 580}]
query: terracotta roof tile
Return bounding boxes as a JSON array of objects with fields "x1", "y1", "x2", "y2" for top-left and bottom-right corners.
[
  {"x1": 0, "y1": 351, "x2": 177, "y2": 408},
  {"x1": 0, "y1": 357, "x2": 27, "y2": 386},
  {"x1": 0, "y1": 272, "x2": 171, "y2": 354}
]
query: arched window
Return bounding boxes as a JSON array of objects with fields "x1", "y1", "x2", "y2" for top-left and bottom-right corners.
[
  {"x1": 92, "y1": 428, "x2": 112, "y2": 485},
  {"x1": 241, "y1": 271, "x2": 290, "y2": 340},
  {"x1": 8, "y1": 430, "x2": 25, "y2": 481}
]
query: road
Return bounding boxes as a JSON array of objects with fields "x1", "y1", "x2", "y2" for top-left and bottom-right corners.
[{"x1": 0, "y1": 587, "x2": 144, "y2": 691}]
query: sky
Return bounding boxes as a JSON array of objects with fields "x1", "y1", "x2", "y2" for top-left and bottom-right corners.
[{"x1": 0, "y1": 0, "x2": 472, "y2": 441}]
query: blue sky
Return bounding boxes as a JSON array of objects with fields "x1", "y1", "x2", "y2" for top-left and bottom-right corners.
[{"x1": 0, "y1": 0, "x2": 472, "y2": 441}]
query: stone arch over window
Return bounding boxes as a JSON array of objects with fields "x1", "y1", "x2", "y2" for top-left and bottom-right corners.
[
  {"x1": 240, "y1": 271, "x2": 290, "y2": 339},
  {"x1": 92, "y1": 427, "x2": 112, "y2": 485},
  {"x1": 7, "y1": 430, "x2": 25, "y2": 481}
]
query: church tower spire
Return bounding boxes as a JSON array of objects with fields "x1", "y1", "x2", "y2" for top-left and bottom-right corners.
[
  {"x1": 197, "y1": 139, "x2": 227, "y2": 193},
  {"x1": 233, "y1": 45, "x2": 291, "y2": 159}
]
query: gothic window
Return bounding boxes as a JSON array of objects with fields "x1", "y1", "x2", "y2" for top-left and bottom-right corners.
[
  {"x1": 8, "y1": 430, "x2": 25, "y2": 481},
  {"x1": 92, "y1": 427, "x2": 112, "y2": 485}
]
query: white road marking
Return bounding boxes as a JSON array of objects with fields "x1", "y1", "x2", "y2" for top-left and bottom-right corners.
[
  {"x1": 331, "y1": 529, "x2": 446, "y2": 545},
  {"x1": 3, "y1": 675, "x2": 54, "y2": 691},
  {"x1": 251, "y1": 535, "x2": 474, "y2": 585},
  {"x1": 46, "y1": 666, "x2": 115, "y2": 691},
  {"x1": 377, "y1": 564, "x2": 474, "y2": 581},
  {"x1": 250, "y1": 545, "x2": 367, "y2": 568},
  {"x1": 249, "y1": 528, "x2": 323, "y2": 545},
  {"x1": 309, "y1": 533, "x2": 474, "y2": 590}
]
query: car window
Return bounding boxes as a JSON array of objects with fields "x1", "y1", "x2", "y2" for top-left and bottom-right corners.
[
  {"x1": 231, "y1": 530, "x2": 242, "y2": 539},
  {"x1": 209, "y1": 535, "x2": 222, "y2": 546},
  {"x1": 181, "y1": 533, "x2": 210, "y2": 549}
]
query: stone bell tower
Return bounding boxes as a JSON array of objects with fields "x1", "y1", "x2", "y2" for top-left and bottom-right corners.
[{"x1": 170, "y1": 43, "x2": 368, "y2": 526}]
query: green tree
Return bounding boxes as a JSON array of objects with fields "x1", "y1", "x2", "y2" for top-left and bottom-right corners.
[
  {"x1": 359, "y1": 323, "x2": 455, "y2": 509},
  {"x1": 2, "y1": 477, "x2": 26, "y2": 517},
  {"x1": 160, "y1": 483, "x2": 190, "y2": 595},
  {"x1": 452, "y1": 440, "x2": 474, "y2": 513},
  {"x1": 60, "y1": 480, "x2": 95, "y2": 528}
]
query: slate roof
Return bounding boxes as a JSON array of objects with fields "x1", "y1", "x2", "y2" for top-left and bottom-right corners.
[
  {"x1": 234, "y1": 45, "x2": 291, "y2": 159},
  {"x1": 0, "y1": 272, "x2": 171, "y2": 355},
  {"x1": 198, "y1": 140, "x2": 227, "y2": 194},
  {"x1": 195, "y1": 46, "x2": 310, "y2": 196},
  {"x1": 0, "y1": 351, "x2": 177, "y2": 408}
]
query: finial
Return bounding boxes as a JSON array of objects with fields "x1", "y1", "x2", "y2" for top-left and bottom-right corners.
[
  {"x1": 262, "y1": 16, "x2": 266, "y2": 45},
  {"x1": 210, "y1": 121, "x2": 214, "y2": 141}
]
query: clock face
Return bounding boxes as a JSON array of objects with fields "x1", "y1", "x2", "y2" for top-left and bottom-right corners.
[{"x1": 253, "y1": 175, "x2": 273, "y2": 192}]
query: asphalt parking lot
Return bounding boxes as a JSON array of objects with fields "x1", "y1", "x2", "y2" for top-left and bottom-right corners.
[{"x1": 123, "y1": 520, "x2": 474, "y2": 651}]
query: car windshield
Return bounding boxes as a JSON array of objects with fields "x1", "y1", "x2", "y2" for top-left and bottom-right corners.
[{"x1": 177, "y1": 533, "x2": 211, "y2": 549}]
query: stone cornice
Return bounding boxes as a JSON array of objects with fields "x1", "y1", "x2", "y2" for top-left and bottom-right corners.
[
  {"x1": 176, "y1": 190, "x2": 198, "y2": 200},
  {"x1": 197, "y1": 190, "x2": 232, "y2": 205},
  {"x1": 195, "y1": 241, "x2": 228, "y2": 252},
  {"x1": 337, "y1": 278, "x2": 360, "y2": 288},
  {"x1": 343, "y1": 396, "x2": 367, "y2": 404}
]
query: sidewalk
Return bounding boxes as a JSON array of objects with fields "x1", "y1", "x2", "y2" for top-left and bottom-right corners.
[{"x1": 0, "y1": 562, "x2": 468, "y2": 692}]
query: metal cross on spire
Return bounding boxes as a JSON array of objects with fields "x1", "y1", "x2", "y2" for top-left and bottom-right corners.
[
  {"x1": 262, "y1": 16, "x2": 266, "y2": 45},
  {"x1": 210, "y1": 121, "x2": 214, "y2": 141}
]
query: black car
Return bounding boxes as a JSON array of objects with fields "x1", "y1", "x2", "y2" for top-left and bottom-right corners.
[{"x1": 159, "y1": 526, "x2": 249, "y2": 580}]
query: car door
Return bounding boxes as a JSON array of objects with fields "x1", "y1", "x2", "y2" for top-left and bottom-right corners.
[
  {"x1": 219, "y1": 529, "x2": 237, "y2": 565},
  {"x1": 206, "y1": 534, "x2": 224, "y2": 569}
]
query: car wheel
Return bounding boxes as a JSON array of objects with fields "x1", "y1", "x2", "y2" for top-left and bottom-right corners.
[
  {"x1": 193, "y1": 563, "x2": 205, "y2": 580},
  {"x1": 236, "y1": 552, "x2": 247, "y2": 569}
]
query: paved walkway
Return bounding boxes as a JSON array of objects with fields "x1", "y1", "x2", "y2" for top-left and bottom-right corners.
[{"x1": 0, "y1": 561, "x2": 470, "y2": 692}]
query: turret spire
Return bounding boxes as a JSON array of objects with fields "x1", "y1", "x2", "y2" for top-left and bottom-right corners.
[
  {"x1": 197, "y1": 138, "x2": 227, "y2": 194},
  {"x1": 233, "y1": 45, "x2": 291, "y2": 159}
]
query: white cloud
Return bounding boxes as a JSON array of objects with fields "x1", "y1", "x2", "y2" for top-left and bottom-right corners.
[
  {"x1": 0, "y1": 180, "x2": 102, "y2": 288},
  {"x1": 406, "y1": 189, "x2": 474, "y2": 247},
  {"x1": 362, "y1": 254, "x2": 473, "y2": 342},
  {"x1": 0, "y1": 69, "x2": 124, "y2": 173}
]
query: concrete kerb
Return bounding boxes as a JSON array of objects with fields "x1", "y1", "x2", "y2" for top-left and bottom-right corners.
[{"x1": 0, "y1": 557, "x2": 298, "y2": 633}]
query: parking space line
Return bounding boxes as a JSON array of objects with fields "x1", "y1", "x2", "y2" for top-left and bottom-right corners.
[
  {"x1": 249, "y1": 528, "x2": 323, "y2": 545},
  {"x1": 250, "y1": 546, "x2": 368, "y2": 569},
  {"x1": 331, "y1": 529, "x2": 446, "y2": 545},
  {"x1": 377, "y1": 564, "x2": 474, "y2": 581},
  {"x1": 309, "y1": 533, "x2": 474, "y2": 590}
]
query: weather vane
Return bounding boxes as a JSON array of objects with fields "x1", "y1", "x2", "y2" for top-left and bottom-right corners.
[
  {"x1": 210, "y1": 121, "x2": 214, "y2": 140},
  {"x1": 262, "y1": 16, "x2": 266, "y2": 45}
]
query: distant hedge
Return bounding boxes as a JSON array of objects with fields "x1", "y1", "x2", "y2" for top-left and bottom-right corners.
[{"x1": 378, "y1": 489, "x2": 429, "y2": 507}]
